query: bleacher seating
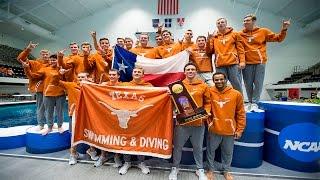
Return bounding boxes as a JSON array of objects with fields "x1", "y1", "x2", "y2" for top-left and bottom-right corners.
[
  {"x1": 303, "y1": 74, "x2": 320, "y2": 83},
  {"x1": 276, "y1": 62, "x2": 320, "y2": 84},
  {"x1": 0, "y1": 44, "x2": 35, "y2": 66},
  {"x1": 0, "y1": 44, "x2": 34, "y2": 79},
  {"x1": 0, "y1": 64, "x2": 26, "y2": 78}
]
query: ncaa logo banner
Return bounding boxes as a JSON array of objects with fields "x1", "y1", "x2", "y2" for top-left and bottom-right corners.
[
  {"x1": 278, "y1": 123, "x2": 320, "y2": 162},
  {"x1": 73, "y1": 84, "x2": 173, "y2": 158}
]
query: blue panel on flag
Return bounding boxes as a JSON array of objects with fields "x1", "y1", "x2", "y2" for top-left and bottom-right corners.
[{"x1": 112, "y1": 45, "x2": 137, "y2": 82}]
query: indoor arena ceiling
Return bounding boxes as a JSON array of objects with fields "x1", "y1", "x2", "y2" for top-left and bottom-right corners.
[
  {"x1": 0, "y1": 0, "x2": 319, "y2": 41},
  {"x1": 236, "y1": 0, "x2": 320, "y2": 26},
  {"x1": 0, "y1": 0, "x2": 122, "y2": 40}
]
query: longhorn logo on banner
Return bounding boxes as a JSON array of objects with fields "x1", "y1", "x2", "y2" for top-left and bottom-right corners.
[{"x1": 98, "y1": 101, "x2": 153, "y2": 129}]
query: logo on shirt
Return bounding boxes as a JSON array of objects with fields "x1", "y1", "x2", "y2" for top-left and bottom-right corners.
[
  {"x1": 213, "y1": 99, "x2": 230, "y2": 108},
  {"x1": 247, "y1": 35, "x2": 256, "y2": 43},
  {"x1": 198, "y1": 52, "x2": 206, "y2": 57},
  {"x1": 219, "y1": 38, "x2": 229, "y2": 45}
]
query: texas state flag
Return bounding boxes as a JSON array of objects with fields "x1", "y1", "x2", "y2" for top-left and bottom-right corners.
[{"x1": 112, "y1": 45, "x2": 189, "y2": 87}]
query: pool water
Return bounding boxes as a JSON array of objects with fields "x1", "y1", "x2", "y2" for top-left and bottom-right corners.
[{"x1": 0, "y1": 102, "x2": 69, "y2": 128}]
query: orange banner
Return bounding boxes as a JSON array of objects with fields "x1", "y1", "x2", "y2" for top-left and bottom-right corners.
[{"x1": 73, "y1": 83, "x2": 173, "y2": 158}]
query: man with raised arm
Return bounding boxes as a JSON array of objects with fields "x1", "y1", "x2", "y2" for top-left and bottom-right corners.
[
  {"x1": 17, "y1": 42, "x2": 49, "y2": 130},
  {"x1": 239, "y1": 14, "x2": 290, "y2": 111},
  {"x1": 210, "y1": 17, "x2": 245, "y2": 93}
]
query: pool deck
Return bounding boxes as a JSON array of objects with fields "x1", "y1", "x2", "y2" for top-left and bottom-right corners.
[
  {"x1": 0, "y1": 100, "x2": 36, "y2": 106},
  {"x1": 0, "y1": 156, "x2": 269, "y2": 180},
  {"x1": 0, "y1": 147, "x2": 319, "y2": 180}
]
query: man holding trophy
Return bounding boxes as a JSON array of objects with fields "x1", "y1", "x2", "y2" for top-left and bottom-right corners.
[{"x1": 168, "y1": 62, "x2": 211, "y2": 180}]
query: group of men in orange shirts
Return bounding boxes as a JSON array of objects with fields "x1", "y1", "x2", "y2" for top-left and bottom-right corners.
[{"x1": 16, "y1": 14, "x2": 290, "y2": 180}]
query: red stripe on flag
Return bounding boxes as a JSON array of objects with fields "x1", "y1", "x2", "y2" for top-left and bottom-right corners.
[
  {"x1": 158, "y1": 0, "x2": 179, "y2": 15},
  {"x1": 177, "y1": 0, "x2": 179, "y2": 14},
  {"x1": 170, "y1": 1, "x2": 174, "y2": 15},
  {"x1": 163, "y1": 0, "x2": 165, "y2": 15},
  {"x1": 160, "y1": 0, "x2": 162, "y2": 15},
  {"x1": 164, "y1": 0, "x2": 166, "y2": 15},
  {"x1": 166, "y1": 0, "x2": 169, "y2": 15},
  {"x1": 158, "y1": 0, "x2": 160, "y2": 15},
  {"x1": 169, "y1": 0, "x2": 171, "y2": 15},
  {"x1": 173, "y1": 0, "x2": 176, "y2": 15},
  {"x1": 143, "y1": 72, "x2": 186, "y2": 87},
  {"x1": 173, "y1": 0, "x2": 175, "y2": 15},
  {"x1": 171, "y1": 0, "x2": 174, "y2": 15},
  {"x1": 159, "y1": 0, "x2": 162, "y2": 15}
]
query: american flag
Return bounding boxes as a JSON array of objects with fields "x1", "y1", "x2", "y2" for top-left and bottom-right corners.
[{"x1": 158, "y1": 0, "x2": 179, "y2": 15}]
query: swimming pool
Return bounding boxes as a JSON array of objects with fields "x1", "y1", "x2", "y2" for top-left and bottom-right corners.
[{"x1": 0, "y1": 102, "x2": 69, "y2": 128}]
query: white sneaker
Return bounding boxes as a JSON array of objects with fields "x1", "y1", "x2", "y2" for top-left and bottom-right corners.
[
  {"x1": 94, "y1": 156, "x2": 107, "y2": 167},
  {"x1": 69, "y1": 154, "x2": 78, "y2": 165},
  {"x1": 86, "y1": 149, "x2": 99, "y2": 161},
  {"x1": 40, "y1": 128, "x2": 52, "y2": 136},
  {"x1": 198, "y1": 169, "x2": 207, "y2": 180},
  {"x1": 58, "y1": 127, "x2": 64, "y2": 134},
  {"x1": 251, "y1": 103, "x2": 260, "y2": 112},
  {"x1": 244, "y1": 103, "x2": 252, "y2": 112},
  {"x1": 35, "y1": 125, "x2": 44, "y2": 131},
  {"x1": 113, "y1": 154, "x2": 122, "y2": 168},
  {"x1": 137, "y1": 162, "x2": 150, "y2": 174},
  {"x1": 119, "y1": 162, "x2": 131, "y2": 175},
  {"x1": 52, "y1": 124, "x2": 58, "y2": 129},
  {"x1": 169, "y1": 167, "x2": 178, "y2": 180}
]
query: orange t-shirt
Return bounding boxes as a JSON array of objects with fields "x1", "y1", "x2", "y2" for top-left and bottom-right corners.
[
  {"x1": 130, "y1": 46, "x2": 154, "y2": 57},
  {"x1": 121, "y1": 80, "x2": 153, "y2": 87},
  {"x1": 210, "y1": 27, "x2": 245, "y2": 67},
  {"x1": 17, "y1": 49, "x2": 48, "y2": 92},
  {"x1": 180, "y1": 79, "x2": 211, "y2": 126},
  {"x1": 190, "y1": 45, "x2": 213, "y2": 73},
  {"x1": 84, "y1": 50, "x2": 112, "y2": 84},
  {"x1": 181, "y1": 41, "x2": 194, "y2": 50},
  {"x1": 208, "y1": 86, "x2": 246, "y2": 136},
  {"x1": 59, "y1": 81, "x2": 80, "y2": 116},
  {"x1": 239, "y1": 27, "x2": 287, "y2": 64},
  {"x1": 26, "y1": 66, "x2": 65, "y2": 97},
  {"x1": 58, "y1": 54, "x2": 87, "y2": 82},
  {"x1": 146, "y1": 42, "x2": 183, "y2": 59}
]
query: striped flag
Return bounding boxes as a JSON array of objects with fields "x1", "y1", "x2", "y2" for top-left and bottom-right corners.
[
  {"x1": 158, "y1": 0, "x2": 179, "y2": 15},
  {"x1": 112, "y1": 45, "x2": 189, "y2": 86}
]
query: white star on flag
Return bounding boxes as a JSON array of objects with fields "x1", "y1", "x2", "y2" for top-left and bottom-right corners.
[{"x1": 118, "y1": 60, "x2": 128, "y2": 73}]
